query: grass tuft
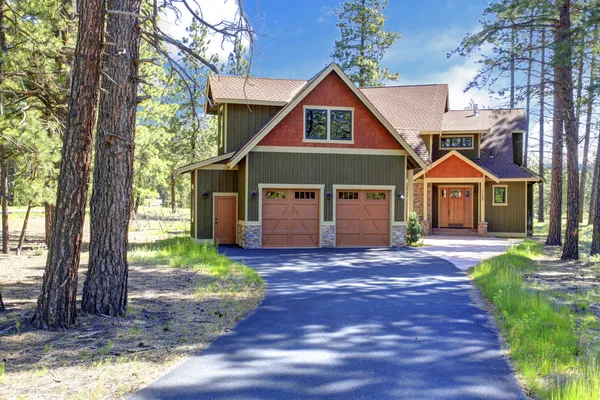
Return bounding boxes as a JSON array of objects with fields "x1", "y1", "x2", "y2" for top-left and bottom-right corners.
[{"x1": 469, "y1": 240, "x2": 600, "y2": 399}]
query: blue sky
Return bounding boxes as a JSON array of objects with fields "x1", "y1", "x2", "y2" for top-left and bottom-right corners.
[{"x1": 244, "y1": 0, "x2": 494, "y2": 109}]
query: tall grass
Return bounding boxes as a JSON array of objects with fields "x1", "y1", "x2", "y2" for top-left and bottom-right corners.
[
  {"x1": 469, "y1": 240, "x2": 600, "y2": 399},
  {"x1": 129, "y1": 237, "x2": 263, "y2": 287}
]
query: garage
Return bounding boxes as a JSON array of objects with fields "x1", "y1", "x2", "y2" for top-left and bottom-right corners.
[
  {"x1": 336, "y1": 190, "x2": 390, "y2": 247},
  {"x1": 261, "y1": 189, "x2": 320, "y2": 248}
]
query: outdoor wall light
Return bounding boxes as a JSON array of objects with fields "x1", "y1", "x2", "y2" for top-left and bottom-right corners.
[
  {"x1": 202, "y1": 191, "x2": 210, "y2": 198},
  {"x1": 326, "y1": 192, "x2": 333, "y2": 199},
  {"x1": 251, "y1": 191, "x2": 258, "y2": 198},
  {"x1": 397, "y1": 193, "x2": 405, "y2": 200}
]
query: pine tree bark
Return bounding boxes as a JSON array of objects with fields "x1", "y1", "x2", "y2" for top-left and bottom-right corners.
[
  {"x1": 592, "y1": 161, "x2": 600, "y2": 255},
  {"x1": 524, "y1": 26, "x2": 533, "y2": 167},
  {"x1": 17, "y1": 200, "x2": 33, "y2": 255},
  {"x1": 33, "y1": 0, "x2": 105, "y2": 330},
  {"x1": 170, "y1": 173, "x2": 176, "y2": 213},
  {"x1": 559, "y1": 0, "x2": 579, "y2": 260},
  {"x1": 590, "y1": 129, "x2": 600, "y2": 226},
  {"x1": 0, "y1": 144, "x2": 9, "y2": 254},
  {"x1": 44, "y1": 202, "x2": 55, "y2": 246},
  {"x1": 82, "y1": 0, "x2": 142, "y2": 317},
  {"x1": 0, "y1": 289, "x2": 5, "y2": 311},
  {"x1": 579, "y1": 27, "x2": 597, "y2": 224},
  {"x1": 538, "y1": 28, "x2": 546, "y2": 223}
]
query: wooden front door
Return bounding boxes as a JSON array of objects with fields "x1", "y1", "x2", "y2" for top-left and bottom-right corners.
[
  {"x1": 439, "y1": 187, "x2": 473, "y2": 228},
  {"x1": 262, "y1": 189, "x2": 319, "y2": 248},
  {"x1": 336, "y1": 190, "x2": 390, "y2": 247},
  {"x1": 214, "y1": 195, "x2": 237, "y2": 244}
]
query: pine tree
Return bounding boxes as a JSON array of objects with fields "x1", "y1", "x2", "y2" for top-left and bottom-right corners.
[{"x1": 330, "y1": 0, "x2": 400, "y2": 87}]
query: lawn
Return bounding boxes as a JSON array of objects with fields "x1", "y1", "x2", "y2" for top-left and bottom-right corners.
[
  {"x1": 469, "y1": 229, "x2": 600, "y2": 399},
  {"x1": 0, "y1": 210, "x2": 265, "y2": 399}
]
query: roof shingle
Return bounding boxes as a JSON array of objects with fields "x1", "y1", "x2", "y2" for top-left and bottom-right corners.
[{"x1": 208, "y1": 75, "x2": 306, "y2": 104}]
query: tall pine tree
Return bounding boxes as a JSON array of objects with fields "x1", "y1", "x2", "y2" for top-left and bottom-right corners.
[{"x1": 331, "y1": 0, "x2": 400, "y2": 87}]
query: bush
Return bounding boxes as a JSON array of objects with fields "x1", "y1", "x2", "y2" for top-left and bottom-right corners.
[{"x1": 406, "y1": 211, "x2": 422, "y2": 245}]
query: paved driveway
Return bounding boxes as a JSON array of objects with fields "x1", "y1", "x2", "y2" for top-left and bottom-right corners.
[{"x1": 133, "y1": 247, "x2": 523, "y2": 400}]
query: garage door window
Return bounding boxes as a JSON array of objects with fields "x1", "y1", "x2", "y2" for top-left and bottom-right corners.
[
  {"x1": 265, "y1": 191, "x2": 286, "y2": 199},
  {"x1": 294, "y1": 191, "x2": 316, "y2": 200},
  {"x1": 338, "y1": 191, "x2": 359, "y2": 200},
  {"x1": 366, "y1": 192, "x2": 386, "y2": 200}
]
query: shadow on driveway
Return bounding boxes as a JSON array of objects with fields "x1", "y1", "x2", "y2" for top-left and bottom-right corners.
[{"x1": 132, "y1": 247, "x2": 523, "y2": 400}]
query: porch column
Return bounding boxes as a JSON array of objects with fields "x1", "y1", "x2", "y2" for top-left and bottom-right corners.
[
  {"x1": 478, "y1": 179, "x2": 488, "y2": 237},
  {"x1": 423, "y1": 178, "x2": 428, "y2": 221},
  {"x1": 407, "y1": 170, "x2": 414, "y2": 215}
]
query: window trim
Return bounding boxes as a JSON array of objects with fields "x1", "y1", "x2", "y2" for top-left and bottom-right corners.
[
  {"x1": 439, "y1": 134, "x2": 475, "y2": 150},
  {"x1": 492, "y1": 184, "x2": 508, "y2": 206},
  {"x1": 303, "y1": 105, "x2": 355, "y2": 144}
]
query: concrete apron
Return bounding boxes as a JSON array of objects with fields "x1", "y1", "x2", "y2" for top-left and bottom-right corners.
[{"x1": 417, "y1": 236, "x2": 522, "y2": 271}]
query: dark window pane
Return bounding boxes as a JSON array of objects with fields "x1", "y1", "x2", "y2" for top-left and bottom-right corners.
[
  {"x1": 494, "y1": 187, "x2": 506, "y2": 204},
  {"x1": 305, "y1": 109, "x2": 327, "y2": 139},
  {"x1": 266, "y1": 191, "x2": 286, "y2": 199},
  {"x1": 451, "y1": 137, "x2": 462, "y2": 147},
  {"x1": 463, "y1": 137, "x2": 473, "y2": 147},
  {"x1": 331, "y1": 110, "x2": 352, "y2": 140},
  {"x1": 441, "y1": 138, "x2": 450, "y2": 148}
]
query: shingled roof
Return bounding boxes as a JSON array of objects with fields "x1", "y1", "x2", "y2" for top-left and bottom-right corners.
[{"x1": 208, "y1": 75, "x2": 307, "y2": 104}]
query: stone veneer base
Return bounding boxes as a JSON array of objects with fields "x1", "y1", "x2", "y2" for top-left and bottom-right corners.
[
  {"x1": 321, "y1": 224, "x2": 335, "y2": 248},
  {"x1": 478, "y1": 221, "x2": 488, "y2": 237},
  {"x1": 420, "y1": 220, "x2": 432, "y2": 236},
  {"x1": 237, "y1": 223, "x2": 261, "y2": 249},
  {"x1": 392, "y1": 225, "x2": 407, "y2": 247}
]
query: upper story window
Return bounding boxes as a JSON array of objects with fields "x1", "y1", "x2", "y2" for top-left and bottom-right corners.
[
  {"x1": 304, "y1": 106, "x2": 354, "y2": 143},
  {"x1": 440, "y1": 135, "x2": 473, "y2": 149}
]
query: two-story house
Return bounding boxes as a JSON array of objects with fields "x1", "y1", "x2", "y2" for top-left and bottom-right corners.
[{"x1": 176, "y1": 63, "x2": 541, "y2": 249}]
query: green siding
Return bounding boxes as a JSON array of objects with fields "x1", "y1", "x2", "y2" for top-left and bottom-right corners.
[
  {"x1": 485, "y1": 181, "x2": 527, "y2": 233},
  {"x1": 195, "y1": 169, "x2": 238, "y2": 240},
  {"x1": 237, "y1": 157, "x2": 247, "y2": 220},
  {"x1": 432, "y1": 184, "x2": 479, "y2": 229},
  {"x1": 432, "y1": 134, "x2": 480, "y2": 160},
  {"x1": 247, "y1": 152, "x2": 406, "y2": 222},
  {"x1": 422, "y1": 135, "x2": 431, "y2": 154},
  {"x1": 226, "y1": 104, "x2": 281, "y2": 152}
]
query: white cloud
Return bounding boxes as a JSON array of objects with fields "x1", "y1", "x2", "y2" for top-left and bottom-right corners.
[
  {"x1": 317, "y1": 6, "x2": 335, "y2": 24},
  {"x1": 158, "y1": 0, "x2": 247, "y2": 62}
]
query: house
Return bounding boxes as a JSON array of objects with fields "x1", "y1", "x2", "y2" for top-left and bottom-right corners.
[{"x1": 176, "y1": 63, "x2": 541, "y2": 249}]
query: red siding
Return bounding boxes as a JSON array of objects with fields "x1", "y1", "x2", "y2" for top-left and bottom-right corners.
[
  {"x1": 258, "y1": 72, "x2": 402, "y2": 150},
  {"x1": 425, "y1": 155, "x2": 484, "y2": 178}
]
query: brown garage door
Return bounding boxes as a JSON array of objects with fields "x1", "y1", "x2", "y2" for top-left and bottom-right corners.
[
  {"x1": 262, "y1": 189, "x2": 319, "y2": 248},
  {"x1": 336, "y1": 190, "x2": 390, "y2": 247}
]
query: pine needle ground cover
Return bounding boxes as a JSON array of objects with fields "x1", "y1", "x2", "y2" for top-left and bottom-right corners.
[
  {"x1": 469, "y1": 240, "x2": 600, "y2": 399},
  {"x1": 0, "y1": 231, "x2": 265, "y2": 399}
]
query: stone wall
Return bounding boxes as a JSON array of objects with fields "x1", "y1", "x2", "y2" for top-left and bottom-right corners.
[
  {"x1": 392, "y1": 225, "x2": 407, "y2": 247},
  {"x1": 321, "y1": 224, "x2": 335, "y2": 248},
  {"x1": 412, "y1": 182, "x2": 432, "y2": 221},
  {"x1": 236, "y1": 223, "x2": 261, "y2": 249},
  {"x1": 478, "y1": 221, "x2": 488, "y2": 237}
]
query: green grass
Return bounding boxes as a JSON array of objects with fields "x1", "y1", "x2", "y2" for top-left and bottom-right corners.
[
  {"x1": 469, "y1": 240, "x2": 600, "y2": 399},
  {"x1": 129, "y1": 237, "x2": 263, "y2": 287}
]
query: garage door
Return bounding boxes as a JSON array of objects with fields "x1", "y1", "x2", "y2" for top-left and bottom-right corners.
[
  {"x1": 262, "y1": 189, "x2": 319, "y2": 248},
  {"x1": 336, "y1": 190, "x2": 390, "y2": 247}
]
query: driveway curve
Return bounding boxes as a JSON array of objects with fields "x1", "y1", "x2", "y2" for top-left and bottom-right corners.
[{"x1": 133, "y1": 247, "x2": 523, "y2": 400}]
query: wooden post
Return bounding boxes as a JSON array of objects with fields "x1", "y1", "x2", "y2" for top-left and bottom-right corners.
[
  {"x1": 423, "y1": 178, "x2": 428, "y2": 221},
  {"x1": 407, "y1": 170, "x2": 414, "y2": 215},
  {"x1": 480, "y1": 180, "x2": 486, "y2": 222}
]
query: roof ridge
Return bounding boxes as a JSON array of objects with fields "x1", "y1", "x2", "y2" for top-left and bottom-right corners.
[
  {"x1": 209, "y1": 74, "x2": 307, "y2": 83},
  {"x1": 446, "y1": 108, "x2": 525, "y2": 112},
  {"x1": 360, "y1": 83, "x2": 448, "y2": 89}
]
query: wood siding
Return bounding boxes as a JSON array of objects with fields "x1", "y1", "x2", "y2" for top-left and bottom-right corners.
[
  {"x1": 237, "y1": 157, "x2": 247, "y2": 220},
  {"x1": 432, "y1": 134, "x2": 480, "y2": 160},
  {"x1": 226, "y1": 104, "x2": 281, "y2": 153},
  {"x1": 432, "y1": 184, "x2": 478, "y2": 229},
  {"x1": 195, "y1": 169, "x2": 238, "y2": 239},
  {"x1": 485, "y1": 181, "x2": 526, "y2": 233},
  {"x1": 247, "y1": 152, "x2": 406, "y2": 222}
]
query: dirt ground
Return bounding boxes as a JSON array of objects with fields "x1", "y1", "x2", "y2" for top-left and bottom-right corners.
[{"x1": 0, "y1": 210, "x2": 265, "y2": 399}]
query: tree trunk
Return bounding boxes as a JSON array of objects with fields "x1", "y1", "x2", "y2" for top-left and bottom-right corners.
[
  {"x1": 524, "y1": 26, "x2": 533, "y2": 167},
  {"x1": 579, "y1": 27, "x2": 597, "y2": 224},
  {"x1": 592, "y1": 158, "x2": 600, "y2": 255},
  {"x1": 17, "y1": 200, "x2": 33, "y2": 255},
  {"x1": 590, "y1": 126, "x2": 600, "y2": 226},
  {"x1": 82, "y1": 0, "x2": 142, "y2": 317},
  {"x1": 170, "y1": 173, "x2": 176, "y2": 213},
  {"x1": 0, "y1": 144, "x2": 8, "y2": 254},
  {"x1": 558, "y1": 0, "x2": 579, "y2": 260},
  {"x1": 33, "y1": 0, "x2": 105, "y2": 330},
  {"x1": 0, "y1": 289, "x2": 5, "y2": 311},
  {"x1": 44, "y1": 202, "x2": 55, "y2": 246},
  {"x1": 538, "y1": 28, "x2": 546, "y2": 223},
  {"x1": 510, "y1": 26, "x2": 515, "y2": 108}
]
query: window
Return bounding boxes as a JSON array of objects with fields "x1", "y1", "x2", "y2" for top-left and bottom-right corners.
[
  {"x1": 305, "y1": 109, "x2": 328, "y2": 140},
  {"x1": 265, "y1": 191, "x2": 286, "y2": 199},
  {"x1": 294, "y1": 191, "x2": 316, "y2": 200},
  {"x1": 492, "y1": 185, "x2": 508, "y2": 206},
  {"x1": 304, "y1": 107, "x2": 353, "y2": 142},
  {"x1": 338, "y1": 191, "x2": 359, "y2": 200},
  {"x1": 440, "y1": 136, "x2": 473, "y2": 149},
  {"x1": 366, "y1": 192, "x2": 386, "y2": 200},
  {"x1": 450, "y1": 190, "x2": 462, "y2": 198},
  {"x1": 441, "y1": 189, "x2": 447, "y2": 198},
  {"x1": 465, "y1": 190, "x2": 471, "y2": 198}
]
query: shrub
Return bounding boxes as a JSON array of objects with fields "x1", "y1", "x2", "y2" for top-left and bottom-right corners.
[{"x1": 406, "y1": 211, "x2": 422, "y2": 245}]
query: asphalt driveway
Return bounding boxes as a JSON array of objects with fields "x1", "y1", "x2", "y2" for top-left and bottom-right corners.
[{"x1": 133, "y1": 247, "x2": 523, "y2": 400}]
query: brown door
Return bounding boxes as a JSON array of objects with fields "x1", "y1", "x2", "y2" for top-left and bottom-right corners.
[
  {"x1": 214, "y1": 195, "x2": 237, "y2": 244},
  {"x1": 439, "y1": 187, "x2": 472, "y2": 228},
  {"x1": 336, "y1": 190, "x2": 390, "y2": 247},
  {"x1": 262, "y1": 189, "x2": 319, "y2": 248}
]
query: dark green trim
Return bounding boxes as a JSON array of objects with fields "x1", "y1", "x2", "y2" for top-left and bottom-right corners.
[
  {"x1": 432, "y1": 133, "x2": 479, "y2": 160},
  {"x1": 247, "y1": 152, "x2": 406, "y2": 222}
]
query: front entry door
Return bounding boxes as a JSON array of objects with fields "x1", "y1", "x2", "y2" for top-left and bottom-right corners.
[
  {"x1": 214, "y1": 195, "x2": 237, "y2": 244},
  {"x1": 439, "y1": 187, "x2": 472, "y2": 228}
]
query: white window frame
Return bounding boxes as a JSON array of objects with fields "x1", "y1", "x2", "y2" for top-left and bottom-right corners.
[
  {"x1": 303, "y1": 105, "x2": 354, "y2": 144},
  {"x1": 439, "y1": 134, "x2": 475, "y2": 150},
  {"x1": 492, "y1": 184, "x2": 508, "y2": 206}
]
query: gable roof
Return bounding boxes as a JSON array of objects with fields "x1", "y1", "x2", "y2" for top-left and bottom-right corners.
[
  {"x1": 414, "y1": 150, "x2": 500, "y2": 182},
  {"x1": 175, "y1": 152, "x2": 234, "y2": 175},
  {"x1": 208, "y1": 75, "x2": 307, "y2": 106},
  {"x1": 442, "y1": 109, "x2": 527, "y2": 131},
  {"x1": 226, "y1": 63, "x2": 430, "y2": 170}
]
